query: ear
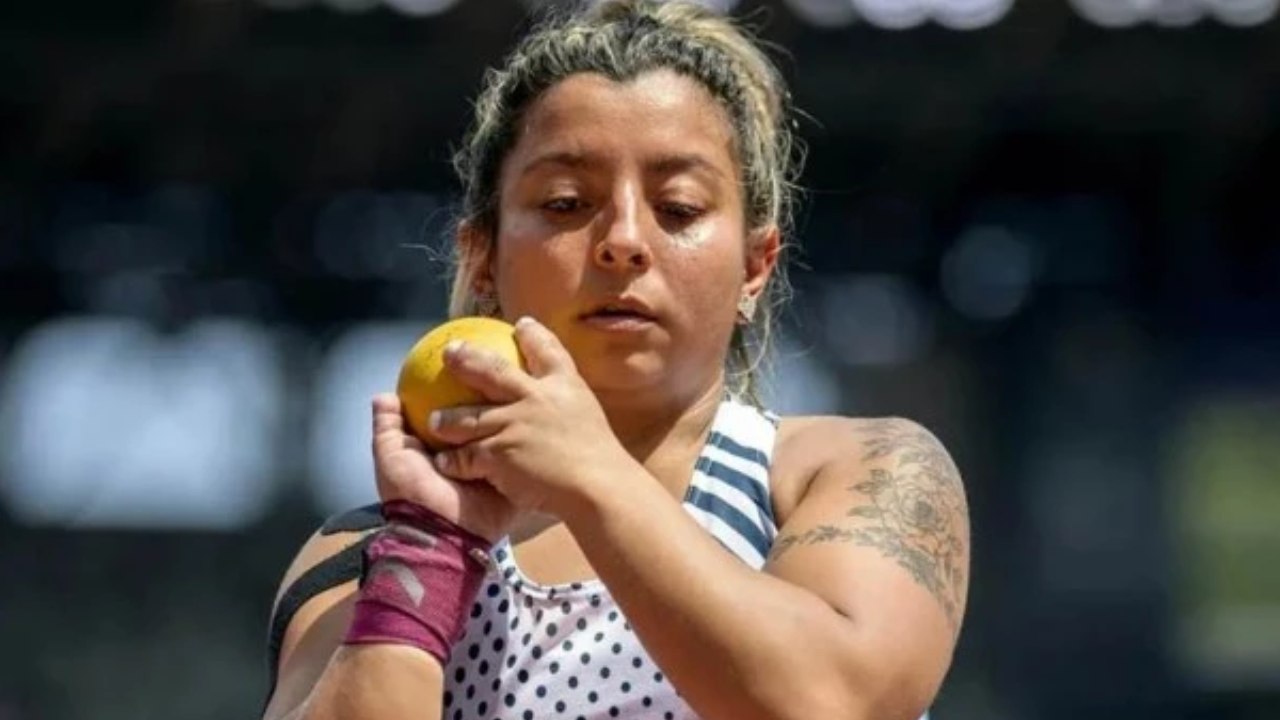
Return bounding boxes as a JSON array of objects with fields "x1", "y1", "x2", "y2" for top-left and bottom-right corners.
[
  {"x1": 456, "y1": 220, "x2": 497, "y2": 293},
  {"x1": 742, "y1": 225, "x2": 781, "y2": 299}
]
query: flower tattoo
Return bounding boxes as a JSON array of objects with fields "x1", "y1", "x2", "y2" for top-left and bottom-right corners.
[{"x1": 770, "y1": 419, "x2": 970, "y2": 630}]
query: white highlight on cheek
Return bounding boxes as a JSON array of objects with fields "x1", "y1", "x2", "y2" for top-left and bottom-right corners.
[{"x1": 670, "y1": 223, "x2": 715, "y2": 250}]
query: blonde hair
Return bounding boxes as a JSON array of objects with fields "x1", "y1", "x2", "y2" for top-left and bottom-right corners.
[{"x1": 449, "y1": 0, "x2": 803, "y2": 405}]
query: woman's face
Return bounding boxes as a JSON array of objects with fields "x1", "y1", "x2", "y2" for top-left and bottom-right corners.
[{"x1": 478, "y1": 69, "x2": 777, "y2": 404}]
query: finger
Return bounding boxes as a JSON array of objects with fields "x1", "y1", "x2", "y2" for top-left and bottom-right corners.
[
  {"x1": 434, "y1": 440, "x2": 491, "y2": 481},
  {"x1": 400, "y1": 433, "x2": 426, "y2": 453},
  {"x1": 443, "y1": 340, "x2": 534, "y2": 402},
  {"x1": 428, "y1": 403, "x2": 508, "y2": 446},
  {"x1": 372, "y1": 394, "x2": 426, "y2": 454},
  {"x1": 375, "y1": 426, "x2": 418, "y2": 459},
  {"x1": 372, "y1": 393, "x2": 404, "y2": 433},
  {"x1": 513, "y1": 316, "x2": 577, "y2": 378},
  {"x1": 372, "y1": 393, "x2": 406, "y2": 451}
]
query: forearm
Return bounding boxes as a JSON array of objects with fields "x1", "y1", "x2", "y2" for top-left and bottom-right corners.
[
  {"x1": 271, "y1": 502, "x2": 489, "y2": 720},
  {"x1": 293, "y1": 646, "x2": 443, "y2": 720},
  {"x1": 562, "y1": 465, "x2": 868, "y2": 720}
]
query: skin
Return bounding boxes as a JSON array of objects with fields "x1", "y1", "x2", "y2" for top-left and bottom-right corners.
[
  {"x1": 481, "y1": 70, "x2": 765, "y2": 443},
  {"x1": 262, "y1": 70, "x2": 970, "y2": 720}
]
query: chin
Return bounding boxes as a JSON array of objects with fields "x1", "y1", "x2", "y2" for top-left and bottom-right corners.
[{"x1": 575, "y1": 354, "x2": 668, "y2": 395}]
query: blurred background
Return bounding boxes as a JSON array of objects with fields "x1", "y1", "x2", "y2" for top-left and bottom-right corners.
[{"x1": 1, "y1": 0, "x2": 1278, "y2": 718}]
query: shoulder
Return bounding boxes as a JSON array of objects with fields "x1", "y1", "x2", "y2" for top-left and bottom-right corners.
[
  {"x1": 760, "y1": 416, "x2": 970, "y2": 708},
  {"x1": 770, "y1": 415, "x2": 965, "y2": 527},
  {"x1": 770, "y1": 415, "x2": 970, "y2": 630}
]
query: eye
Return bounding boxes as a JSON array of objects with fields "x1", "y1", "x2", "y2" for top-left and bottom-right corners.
[
  {"x1": 542, "y1": 197, "x2": 584, "y2": 214},
  {"x1": 659, "y1": 202, "x2": 703, "y2": 220}
]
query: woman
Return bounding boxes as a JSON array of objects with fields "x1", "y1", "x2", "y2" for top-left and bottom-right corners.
[{"x1": 261, "y1": 2, "x2": 970, "y2": 719}]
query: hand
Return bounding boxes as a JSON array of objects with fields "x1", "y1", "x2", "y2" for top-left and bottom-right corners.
[
  {"x1": 426, "y1": 317, "x2": 638, "y2": 518},
  {"x1": 371, "y1": 393, "x2": 518, "y2": 543}
]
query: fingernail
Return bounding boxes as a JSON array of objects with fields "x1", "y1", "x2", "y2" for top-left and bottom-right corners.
[
  {"x1": 515, "y1": 316, "x2": 535, "y2": 329},
  {"x1": 428, "y1": 411, "x2": 441, "y2": 431},
  {"x1": 443, "y1": 339, "x2": 464, "y2": 357}
]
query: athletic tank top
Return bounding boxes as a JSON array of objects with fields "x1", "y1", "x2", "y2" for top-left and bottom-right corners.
[
  {"x1": 439, "y1": 397, "x2": 779, "y2": 720},
  {"x1": 265, "y1": 398, "x2": 933, "y2": 720}
]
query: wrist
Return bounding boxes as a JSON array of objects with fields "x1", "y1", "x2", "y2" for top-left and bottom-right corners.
[
  {"x1": 558, "y1": 453, "x2": 650, "y2": 530},
  {"x1": 343, "y1": 501, "x2": 492, "y2": 665}
]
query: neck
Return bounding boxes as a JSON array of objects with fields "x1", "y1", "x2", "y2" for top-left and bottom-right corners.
[{"x1": 595, "y1": 377, "x2": 725, "y2": 465}]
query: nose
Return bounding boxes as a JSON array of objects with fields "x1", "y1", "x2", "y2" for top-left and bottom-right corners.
[{"x1": 593, "y1": 187, "x2": 653, "y2": 272}]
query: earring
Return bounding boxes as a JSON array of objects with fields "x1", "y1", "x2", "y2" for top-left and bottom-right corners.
[
  {"x1": 736, "y1": 293, "x2": 758, "y2": 324},
  {"x1": 474, "y1": 290, "x2": 500, "y2": 318}
]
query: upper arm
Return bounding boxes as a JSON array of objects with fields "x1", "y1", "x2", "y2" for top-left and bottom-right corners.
[
  {"x1": 765, "y1": 417, "x2": 970, "y2": 718},
  {"x1": 261, "y1": 505, "x2": 385, "y2": 720}
]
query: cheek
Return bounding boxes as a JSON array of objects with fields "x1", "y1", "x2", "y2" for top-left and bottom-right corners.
[
  {"x1": 493, "y1": 218, "x2": 583, "y2": 302},
  {"x1": 664, "y1": 240, "x2": 745, "y2": 317}
]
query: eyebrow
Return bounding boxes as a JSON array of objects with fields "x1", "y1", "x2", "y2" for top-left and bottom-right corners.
[
  {"x1": 650, "y1": 153, "x2": 728, "y2": 181},
  {"x1": 517, "y1": 150, "x2": 728, "y2": 181},
  {"x1": 518, "y1": 150, "x2": 589, "y2": 174}
]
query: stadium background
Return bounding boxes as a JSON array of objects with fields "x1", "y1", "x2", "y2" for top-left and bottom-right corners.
[{"x1": 0, "y1": 0, "x2": 1277, "y2": 718}]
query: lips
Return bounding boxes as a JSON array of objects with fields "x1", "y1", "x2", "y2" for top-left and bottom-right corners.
[
  {"x1": 580, "y1": 297, "x2": 656, "y2": 321},
  {"x1": 579, "y1": 297, "x2": 659, "y2": 332}
]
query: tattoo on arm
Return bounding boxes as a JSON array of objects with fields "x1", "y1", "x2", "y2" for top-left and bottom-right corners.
[{"x1": 770, "y1": 419, "x2": 970, "y2": 630}]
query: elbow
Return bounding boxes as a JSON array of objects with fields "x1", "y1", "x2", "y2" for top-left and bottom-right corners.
[{"x1": 723, "y1": 605, "x2": 946, "y2": 720}]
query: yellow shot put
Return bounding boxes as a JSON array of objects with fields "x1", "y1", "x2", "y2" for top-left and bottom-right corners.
[{"x1": 396, "y1": 316, "x2": 525, "y2": 450}]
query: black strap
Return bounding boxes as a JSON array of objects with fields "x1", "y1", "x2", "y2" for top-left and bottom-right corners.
[
  {"x1": 263, "y1": 504, "x2": 386, "y2": 708},
  {"x1": 319, "y1": 503, "x2": 385, "y2": 535}
]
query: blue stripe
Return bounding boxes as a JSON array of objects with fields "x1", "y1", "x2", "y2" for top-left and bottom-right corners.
[
  {"x1": 685, "y1": 487, "x2": 771, "y2": 561},
  {"x1": 707, "y1": 430, "x2": 770, "y2": 468},
  {"x1": 698, "y1": 457, "x2": 773, "y2": 528}
]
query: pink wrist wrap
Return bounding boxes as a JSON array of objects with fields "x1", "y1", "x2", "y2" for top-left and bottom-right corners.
[{"x1": 343, "y1": 500, "x2": 492, "y2": 665}]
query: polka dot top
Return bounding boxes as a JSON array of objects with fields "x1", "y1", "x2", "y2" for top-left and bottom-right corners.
[{"x1": 440, "y1": 398, "x2": 781, "y2": 720}]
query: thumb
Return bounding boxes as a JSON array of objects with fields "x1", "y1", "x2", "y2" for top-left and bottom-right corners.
[{"x1": 513, "y1": 316, "x2": 576, "y2": 378}]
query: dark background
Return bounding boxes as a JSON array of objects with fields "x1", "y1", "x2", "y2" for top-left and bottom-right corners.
[{"x1": 1, "y1": 1, "x2": 1278, "y2": 718}]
